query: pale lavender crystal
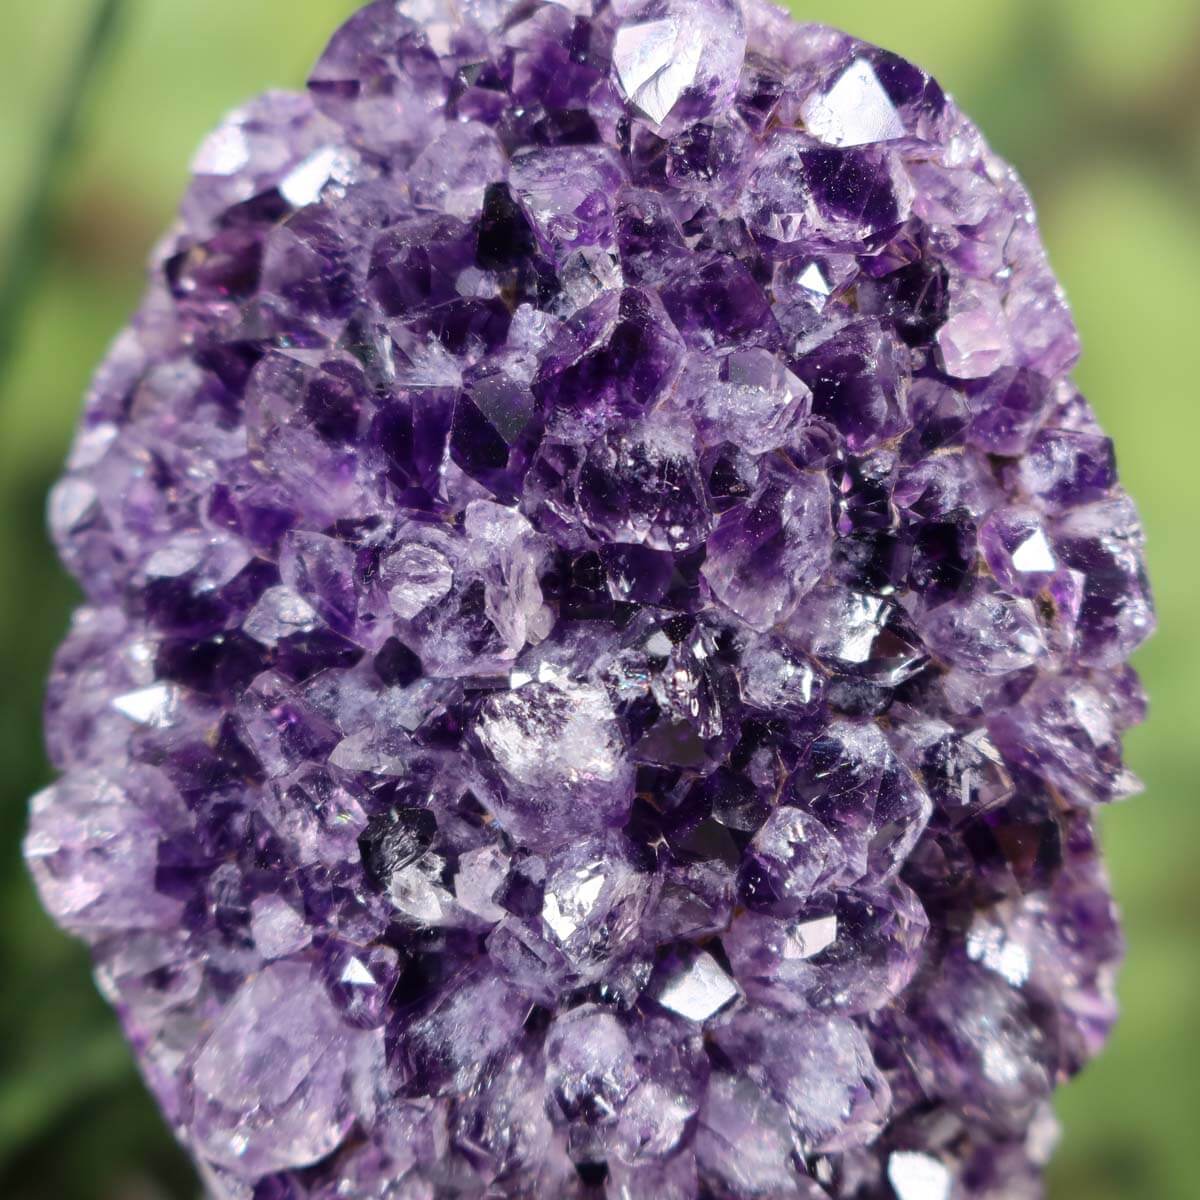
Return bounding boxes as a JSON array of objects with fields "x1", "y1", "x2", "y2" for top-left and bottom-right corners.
[{"x1": 27, "y1": 1, "x2": 1153, "y2": 1196}]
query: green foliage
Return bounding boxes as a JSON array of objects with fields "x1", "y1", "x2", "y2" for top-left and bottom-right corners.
[
  {"x1": 0, "y1": 3, "x2": 1195, "y2": 1196},
  {"x1": 0, "y1": 0, "x2": 127, "y2": 386}
]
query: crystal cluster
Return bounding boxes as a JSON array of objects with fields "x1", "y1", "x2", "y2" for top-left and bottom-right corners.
[{"x1": 27, "y1": 1, "x2": 1153, "y2": 1196}]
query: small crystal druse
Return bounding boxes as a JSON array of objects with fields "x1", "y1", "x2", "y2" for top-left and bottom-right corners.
[{"x1": 27, "y1": 1, "x2": 1153, "y2": 1196}]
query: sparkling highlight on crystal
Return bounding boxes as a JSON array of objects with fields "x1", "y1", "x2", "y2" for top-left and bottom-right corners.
[{"x1": 27, "y1": 1, "x2": 1152, "y2": 1197}]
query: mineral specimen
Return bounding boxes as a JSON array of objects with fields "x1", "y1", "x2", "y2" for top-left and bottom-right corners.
[{"x1": 26, "y1": 1, "x2": 1153, "y2": 1196}]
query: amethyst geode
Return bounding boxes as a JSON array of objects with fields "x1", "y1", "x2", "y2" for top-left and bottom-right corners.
[{"x1": 26, "y1": 1, "x2": 1154, "y2": 1196}]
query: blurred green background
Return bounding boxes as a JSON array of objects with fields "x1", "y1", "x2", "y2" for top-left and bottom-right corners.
[{"x1": 0, "y1": 2, "x2": 1196, "y2": 1197}]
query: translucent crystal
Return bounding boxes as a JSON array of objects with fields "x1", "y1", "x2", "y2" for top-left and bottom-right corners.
[{"x1": 27, "y1": 0, "x2": 1153, "y2": 1194}]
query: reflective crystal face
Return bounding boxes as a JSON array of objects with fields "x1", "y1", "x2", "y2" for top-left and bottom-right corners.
[{"x1": 26, "y1": 0, "x2": 1152, "y2": 1197}]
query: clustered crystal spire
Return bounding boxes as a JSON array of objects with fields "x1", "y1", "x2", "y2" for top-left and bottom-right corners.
[{"x1": 26, "y1": 1, "x2": 1154, "y2": 1196}]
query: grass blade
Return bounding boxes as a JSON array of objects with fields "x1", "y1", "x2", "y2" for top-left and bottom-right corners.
[{"x1": 0, "y1": 0, "x2": 130, "y2": 391}]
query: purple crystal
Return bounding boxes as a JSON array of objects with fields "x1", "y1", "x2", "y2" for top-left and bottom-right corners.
[{"x1": 27, "y1": 1, "x2": 1153, "y2": 1196}]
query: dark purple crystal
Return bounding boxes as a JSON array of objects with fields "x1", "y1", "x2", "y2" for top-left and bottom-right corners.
[{"x1": 27, "y1": 2, "x2": 1153, "y2": 1197}]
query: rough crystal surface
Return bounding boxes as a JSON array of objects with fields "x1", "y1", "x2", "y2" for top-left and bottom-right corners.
[{"x1": 27, "y1": 1, "x2": 1153, "y2": 1196}]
